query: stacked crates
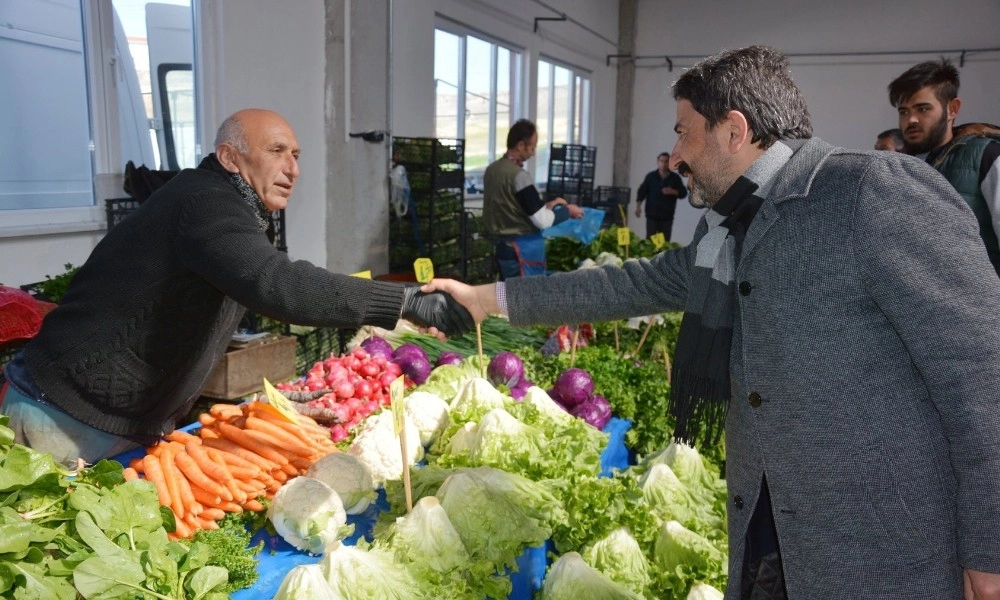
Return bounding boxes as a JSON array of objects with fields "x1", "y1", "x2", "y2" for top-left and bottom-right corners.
[
  {"x1": 461, "y1": 209, "x2": 497, "y2": 284},
  {"x1": 546, "y1": 143, "x2": 597, "y2": 205},
  {"x1": 590, "y1": 186, "x2": 632, "y2": 228},
  {"x1": 389, "y1": 137, "x2": 465, "y2": 278}
]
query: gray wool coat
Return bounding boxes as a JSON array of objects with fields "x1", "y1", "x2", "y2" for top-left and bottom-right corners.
[{"x1": 505, "y1": 137, "x2": 1000, "y2": 599}]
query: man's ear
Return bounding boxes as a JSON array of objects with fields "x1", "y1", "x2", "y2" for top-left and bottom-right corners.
[
  {"x1": 215, "y1": 144, "x2": 241, "y2": 173},
  {"x1": 947, "y1": 97, "x2": 961, "y2": 123},
  {"x1": 725, "y1": 110, "x2": 751, "y2": 152}
]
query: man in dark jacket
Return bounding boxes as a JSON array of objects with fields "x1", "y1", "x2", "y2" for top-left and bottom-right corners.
[
  {"x1": 635, "y1": 152, "x2": 688, "y2": 240},
  {"x1": 0, "y1": 108, "x2": 473, "y2": 468},
  {"x1": 889, "y1": 59, "x2": 1000, "y2": 277}
]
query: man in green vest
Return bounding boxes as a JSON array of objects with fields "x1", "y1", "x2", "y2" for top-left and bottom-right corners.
[
  {"x1": 483, "y1": 119, "x2": 584, "y2": 279},
  {"x1": 888, "y1": 60, "x2": 1000, "y2": 277}
]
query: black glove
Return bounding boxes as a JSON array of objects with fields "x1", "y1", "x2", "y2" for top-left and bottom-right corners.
[{"x1": 400, "y1": 286, "x2": 475, "y2": 337}]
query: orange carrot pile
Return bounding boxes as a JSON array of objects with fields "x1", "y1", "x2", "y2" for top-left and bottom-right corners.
[{"x1": 126, "y1": 401, "x2": 339, "y2": 539}]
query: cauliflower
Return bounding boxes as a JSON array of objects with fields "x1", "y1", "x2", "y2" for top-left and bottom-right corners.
[
  {"x1": 306, "y1": 453, "x2": 377, "y2": 515},
  {"x1": 403, "y1": 390, "x2": 451, "y2": 446},
  {"x1": 347, "y1": 410, "x2": 423, "y2": 487},
  {"x1": 267, "y1": 476, "x2": 351, "y2": 554}
]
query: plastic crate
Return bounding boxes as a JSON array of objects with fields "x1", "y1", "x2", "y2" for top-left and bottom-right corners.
[
  {"x1": 291, "y1": 326, "x2": 345, "y2": 374},
  {"x1": 0, "y1": 340, "x2": 27, "y2": 386},
  {"x1": 392, "y1": 137, "x2": 464, "y2": 169},
  {"x1": 389, "y1": 213, "x2": 462, "y2": 244},
  {"x1": 593, "y1": 186, "x2": 631, "y2": 206},
  {"x1": 592, "y1": 201, "x2": 629, "y2": 227},
  {"x1": 409, "y1": 190, "x2": 463, "y2": 218},
  {"x1": 105, "y1": 197, "x2": 141, "y2": 229},
  {"x1": 549, "y1": 161, "x2": 595, "y2": 180},
  {"x1": 549, "y1": 143, "x2": 596, "y2": 164}
]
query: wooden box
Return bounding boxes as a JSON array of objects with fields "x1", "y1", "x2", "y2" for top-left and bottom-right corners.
[{"x1": 200, "y1": 334, "x2": 297, "y2": 400}]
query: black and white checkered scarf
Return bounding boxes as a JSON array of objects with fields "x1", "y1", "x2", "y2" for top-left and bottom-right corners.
[
  {"x1": 227, "y1": 171, "x2": 271, "y2": 232},
  {"x1": 669, "y1": 142, "x2": 793, "y2": 447}
]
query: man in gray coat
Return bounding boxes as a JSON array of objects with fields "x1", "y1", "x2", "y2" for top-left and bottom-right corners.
[{"x1": 426, "y1": 46, "x2": 1000, "y2": 599}]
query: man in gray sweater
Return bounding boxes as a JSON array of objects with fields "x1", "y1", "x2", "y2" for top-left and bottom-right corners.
[{"x1": 427, "y1": 46, "x2": 1000, "y2": 599}]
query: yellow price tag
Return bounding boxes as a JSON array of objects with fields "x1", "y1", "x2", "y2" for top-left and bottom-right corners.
[
  {"x1": 262, "y1": 378, "x2": 301, "y2": 423},
  {"x1": 390, "y1": 376, "x2": 405, "y2": 435},
  {"x1": 650, "y1": 232, "x2": 666, "y2": 249},
  {"x1": 413, "y1": 258, "x2": 434, "y2": 283},
  {"x1": 350, "y1": 270, "x2": 372, "y2": 279},
  {"x1": 617, "y1": 227, "x2": 631, "y2": 247}
]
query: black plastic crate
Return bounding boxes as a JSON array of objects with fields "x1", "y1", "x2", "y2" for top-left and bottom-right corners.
[
  {"x1": 0, "y1": 341, "x2": 27, "y2": 386},
  {"x1": 392, "y1": 137, "x2": 464, "y2": 169},
  {"x1": 592, "y1": 201, "x2": 628, "y2": 227},
  {"x1": 593, "y1": 186, "x2": 631, "y2": 206},
  {"x1": 409, "y1": 190, "x2": 463, "y2": 218},
  {"x1": 550, "y1": 161, "x2": 595, "y2": 180},
  {"x1": 464, "y1": 256, "x2": 497, "y2": 284},
  {"x1": 549, "y1": 143, "x2": 596, "y2": 164},
  {"x1": 389, "y1": 239, "x2": 463, "y2": 271},
  {"x1": 105, "y1": 197, "x2": 141, "y2": 229},
  {"x1": 389, "y1": 214, "x2": 462, "y2": 244},
  {"x1": 291, "y1": 326, "x2": 352, "y2": 374}
]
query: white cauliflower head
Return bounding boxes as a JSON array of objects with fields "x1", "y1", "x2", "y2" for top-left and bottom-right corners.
[
  {"x1": 267, "y1": 476, "x2": 350, "y2": 555},
  {"x1": 403, "y1": 391, "x2": 451, "y2": 446},
  {"x1": 347, "y1": 410, "x2": 423, "y2": 487}
]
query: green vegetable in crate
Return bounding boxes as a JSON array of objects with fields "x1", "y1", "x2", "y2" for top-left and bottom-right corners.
[
  {"x1": 193, "y1": 512, "x2": 265, "y2": 593},
  {"x1": 321, "y1": 541, "x2": 427, "y2": 599},
  {"x1": 652, "y1": 520, "x2": 728, "y2": 596},
  {"x1": 540, "y1": 552, "x2": 643, "y2": 600}
]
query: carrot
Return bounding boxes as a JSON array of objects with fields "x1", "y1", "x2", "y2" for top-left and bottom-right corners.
[
  {"x1": 166, "y1": 430, "x2": 201, "y2": 445},
  {"x1": 129, "y1": 457, "x2": 145, "y2": 473},
  {"x1": 174, "y1": 450, "x2": 232, "y2": 501},
  {"x1": 269, "y1": 468, "x2": 288, "y2": 483},
  {"x1": 210, "y1": 403, "x2": 243, "y2": 419},
  {"x1": 185, "y1": 441, "x2": 233, "y2": 483},
  {"x1": 159, "y1": 447, "x2": 186, "y2": 519},
  {"x1": 173, "y1": 459, "x2": 202, "y2": 517},
  {"x1": 194, "y1": 516, "x2": 220, "y2": 530},
  {"x1": 250, "y1": 410, "x2": 316, "y2": 446},
  {"x1": 200, "y1": 437, "x2": 280, "y2": 471},
  {"x1": 172, "y1": 513, "x2": 193, "y2": 539},
  {"x1": 242, "y1": 498, "x2": 266, "y2": 512},
  {"x1": 189, "y1": 483, "x2": 222, "y2": 507},
  {"x1": 234, "y1": 478, "x2": 267, "y2": 495},
  {"x1": 216, "y1": 422, "x2": 289, "y2": 466},
  {"x1": 122, "y1": 467, "x2": 139, "y2": 481},
  {"x1": 148, "y1": 440, "x2": 185, "y2": 458},
  {"x1": 142, "y1": 454, "x2": 172, "y2": 508},
  {"x1": 199, "y1": 507, "x2": 226, "y2": 521},
  {"x1": 208, "y1": 446, "x2": 262, "y2": 475},
  {"x1": 198, "y1": 413, "x2": 216, "y2": 427},
  {"x1": 245, "y1": 415, "x2": 316, "y2": 454},
  {"x1": 199, "y1": 427, "x2": 220, "y2": 439},
  {"x1": 241, "y1": 426, "x2": 312, "y2": 460},
  {"x1": 216, "y1": 500, "x2": 243, "y2": 513}
]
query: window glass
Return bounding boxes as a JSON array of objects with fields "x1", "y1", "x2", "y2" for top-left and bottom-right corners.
[
  {"x1": 536, "y1": 61, "x2": 553, "y2": 185},
  {"x1": 464, "y1": 36, "x2": 492, "y2": 173},
  {"x1": 0, "y1": 0, "x2": 92, "y2": 210},
  {"x1": 534, "y1": 58, "x2": 591, "y2": 190},
  {"x1": 434, "y1": 29, "x2": 460, "y2": 139},
  {"x1": 494, "y1": 47, "x2": 511, "y2": 160}
]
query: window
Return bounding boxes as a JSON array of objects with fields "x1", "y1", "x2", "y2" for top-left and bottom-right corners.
[
  {"x1": 535, "y1": 59, "x2": 591, "y2": 186},
  {"x1": 0, "y1": 0, "x2": 195, "y2": 224},
  {"x1": 434, "y1": 24, "x2": 520, "y2": 193}
]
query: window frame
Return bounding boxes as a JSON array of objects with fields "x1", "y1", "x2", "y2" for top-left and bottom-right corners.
[{"x1": 433, "y1": 18, "x2": 523, "y2": 187}]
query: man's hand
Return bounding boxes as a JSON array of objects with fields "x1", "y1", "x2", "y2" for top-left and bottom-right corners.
[
  {"x1": 567, "y1": 204, "x2": 584, "y2": 219},
  {"x1": 420, "y1": 279, "x2": 496, "y2": 323},
  {"x1": 663, "y1": 186, "x2": 679, "y2": 196},
  {"x1": 400, "y1": 286, "x2": 475, "y2": 337},
  {"x1": 635, "y1": 204, "x2": 643, "y2": 218},
  {"x1": 965, "y1": 568, "x2": 1000, "y2": 599}
]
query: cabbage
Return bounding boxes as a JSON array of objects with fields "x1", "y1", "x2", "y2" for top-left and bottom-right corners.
[
  {"x1": 486, "y1": 351, "x2": 524, "y2": 388},
  {"x1": 639, "y1": 463, "x2": 701, "y2": 527},
  {"x1": 273, "y1": 564, "x2": 343, "y2": 600},
  {"x1": 638, "y1": 442, "x2": 728, "y2": 518},
  {"x1": 306, "y1": 453, "x2": 377, "y2": 515},
  {"x1": 583, "y1": 528, "x2": 650, "y2": 593},
  {"x1": 687, "y1": 583, "x2": 725, "y2": 600},
  {"x1": 267, "y1": 476, "x2": 352, "y2": 554},
  {"x1": 552, "y1": 368, "x2": 594, "y2": 407},
  {"x1": 465, "y1": 408, "x2": 548, "y2": 470},
  {"x1": 653, "y1": 520, "x2": 726, "y2": 577},
  {"x1": 440, "y1": 422, "x2": 479, "y2": 457},
  {"x1": 322, "y1": 541, "x2": 427, "y2": 599},
  {"x1": 418, "y1": 363, "x2": 479, "y2": 402},
  {"x1": 570, "y1": 400, "x2": 607, "y2": 429},
  {"x1": 541, "y1": 552, "x2": 643, "y2": 600},
  {"x1": 359, "y1": 336, "x2": 394, "y2": 361},
  {"x1": 519, "y1": 386, "x2": 574, "y2": 427},
  {"x1": 448, "y1": 377, "x2": 507, "y2": 423},
  {"x1": 403, "y1": 390, "x2": 451, "y2": 446},
  {"x1": 436, "y1": 466, "x2": 566, "y2": 570}
]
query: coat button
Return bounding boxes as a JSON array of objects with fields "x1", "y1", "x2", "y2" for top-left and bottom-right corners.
[
  {"x1": 748, "y1": 392, "x2": 762, "y2": 407},
  {"x1": 734, "y1": 495, "x2": 744, "y2": 509},
  {"x1": 738, "y1": 281, "x2": 752, "y2": 296}
]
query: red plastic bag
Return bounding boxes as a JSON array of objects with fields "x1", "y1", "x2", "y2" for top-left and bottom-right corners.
[{"x1": 0, "y1": 286, "x2": 51, "y2": 344}]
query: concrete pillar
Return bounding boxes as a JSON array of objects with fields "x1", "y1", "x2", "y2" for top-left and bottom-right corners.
[
  {"x1": 324, "y1": 0, "x2": 392, "y2": 274},
  {"x1": 612, "y1": 0, "x2": 637, "y2": 188}
]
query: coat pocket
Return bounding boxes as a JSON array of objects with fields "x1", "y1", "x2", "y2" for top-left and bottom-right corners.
[{"x1": 852, "y1": 443, "x2": 934, "y2": 564}]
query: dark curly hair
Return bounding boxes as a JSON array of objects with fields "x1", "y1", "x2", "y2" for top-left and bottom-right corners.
[{"x1": 887, "y1": 59, "x2": 959, "y2": 108}]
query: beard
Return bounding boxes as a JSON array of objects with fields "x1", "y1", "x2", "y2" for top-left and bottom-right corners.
[
  {"x1": 678, "y1": 139, "x2": 734, "y2": 209},
  {"x1": 903, "y1": 111, "x2": 950, "y2": 155}
]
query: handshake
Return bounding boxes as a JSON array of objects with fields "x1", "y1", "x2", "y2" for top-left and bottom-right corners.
[{"x1": 400, "y1": 284, "x2": 477, "y2": 337}]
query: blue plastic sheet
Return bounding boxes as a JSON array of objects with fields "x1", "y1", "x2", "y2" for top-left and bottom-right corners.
[
  {"x1": 541, "y1": 207, "x2": 605, "y2": 245},
  {"x1": 113, "y1": 418, "x2": 633, "y2": 599}
]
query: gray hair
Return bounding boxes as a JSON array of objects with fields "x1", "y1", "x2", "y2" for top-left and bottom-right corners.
[
  {"x1": 672, "y1": 45, "x2": 812, "y2": 149},
  {"x1": 214, "y1": 115, "x2": 249, "y2": 152}
]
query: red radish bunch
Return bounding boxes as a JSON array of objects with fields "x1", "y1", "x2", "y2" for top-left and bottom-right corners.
[{"x1": 277, "y1": 347, "x2": 403, "y2": 442}]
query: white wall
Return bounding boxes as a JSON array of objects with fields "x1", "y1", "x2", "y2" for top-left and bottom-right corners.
[{"x1": 631, "y1": 0, "x2": 1000, "y2": 245}]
